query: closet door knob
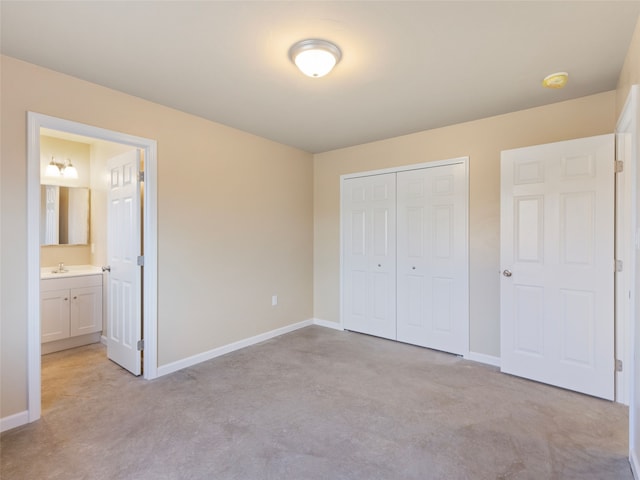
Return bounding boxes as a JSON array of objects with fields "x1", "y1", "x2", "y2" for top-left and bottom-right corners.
[{"x1": 502, "y1": 269, "x2": 512, "y2": 277}]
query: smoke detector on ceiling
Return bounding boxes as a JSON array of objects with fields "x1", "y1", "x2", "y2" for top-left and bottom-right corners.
[{"x1": 542, "y1": 72, "x2": 569, "y2": 89}]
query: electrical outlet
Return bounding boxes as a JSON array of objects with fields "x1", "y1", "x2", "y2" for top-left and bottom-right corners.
[{"x1": 272, "y1": 295, "x2": 278, "y2": 306}]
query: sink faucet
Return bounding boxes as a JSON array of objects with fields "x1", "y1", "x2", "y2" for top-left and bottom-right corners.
[{"x1": 58, "y1": 262, "x2": 64, "y2": 272}]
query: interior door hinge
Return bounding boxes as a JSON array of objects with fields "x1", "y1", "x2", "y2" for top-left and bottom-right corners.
[
  {"x1": 137, "y1": 339, "x2": 144, "y2": 351},
  {"x1": 137, "y1": 255, "x2": 144, "y2": 266},
  {"x1": 616, "y1": 359, "x2": 623, "y2": 372},
  {"x1": 616, "y1": 259, "x2": 623, "y2": 272},
  {"x1": 138, "y1": 171, "x2": 145, "y2": 182},
  {"x1": 615, "y1": 160, "x2": 624, "y2": 173}
]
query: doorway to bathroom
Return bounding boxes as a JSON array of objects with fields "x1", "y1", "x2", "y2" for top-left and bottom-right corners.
[{"x1": 26, "y1": 113, "x2": 158, "y2": 424}]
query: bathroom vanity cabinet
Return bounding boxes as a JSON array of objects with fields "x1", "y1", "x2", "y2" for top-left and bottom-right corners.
[{"x1": 41, "y1": 272, "x2": 103, "y2": 353}]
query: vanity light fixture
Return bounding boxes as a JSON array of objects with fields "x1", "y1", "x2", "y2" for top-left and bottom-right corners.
[
  {"x1": 45, "y1": 156, "x2": 79, "y2": 178},
  {"x1": 542, "y1": 72, "x2": 569, "y2": 89},
  {"x1": 289, "y1": 39, "x2": 342, "y2": 78}
]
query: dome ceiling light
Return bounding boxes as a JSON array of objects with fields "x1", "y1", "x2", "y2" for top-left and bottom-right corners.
[
  {"x1": 542, "y1": 72, "x2": 569, "y2": 89},
  {"x1": 289, "y1": 39, "x2": 342, "y2": 78}
]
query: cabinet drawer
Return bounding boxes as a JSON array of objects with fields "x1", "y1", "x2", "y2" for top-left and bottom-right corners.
[{"x1": 41, "y1": 274, "x2": 102, "y2": 292}]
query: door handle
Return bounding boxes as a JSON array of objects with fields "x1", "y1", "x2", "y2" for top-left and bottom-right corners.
[
  {"x1": 102, "y1": 265, "x2": 111, "y2": 272},
  {"x1": 502, "y1": 269, "x2": 512, "y2": 277}
]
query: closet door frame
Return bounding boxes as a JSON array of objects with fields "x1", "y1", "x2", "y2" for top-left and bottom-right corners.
[{"x1": 340, "y1": 157, "x2": 469, "y2": 355}]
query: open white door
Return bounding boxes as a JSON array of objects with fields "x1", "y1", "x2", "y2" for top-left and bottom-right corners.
[
  {"x1": 500, "y1": 134, "x2": 614, "y2": 400},
  {"x1": 106, "y1": 150, "x2": 142, "y2": 375}
]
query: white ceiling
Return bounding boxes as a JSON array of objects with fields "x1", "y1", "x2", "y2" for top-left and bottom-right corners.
[{"x1": 2, "y1": 1, "x2": 639, "y2": 153}]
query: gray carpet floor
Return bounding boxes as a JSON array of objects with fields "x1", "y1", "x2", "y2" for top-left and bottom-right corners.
[{"x1": 0, "y1": 326, "x2": 632, "y2": 479}]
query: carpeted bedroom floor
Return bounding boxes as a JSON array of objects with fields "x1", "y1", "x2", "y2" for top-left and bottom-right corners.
[{"x1": 1, "y1": 326, "x2": 632, "y2": 479}]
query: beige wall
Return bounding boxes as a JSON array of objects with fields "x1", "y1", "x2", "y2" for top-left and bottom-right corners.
[
  {"x1": 617, "y1": 16, "x2": 640, "y2": 117},
  {"x1": 313, "y1": 91, "x2": 616, "y2": 357},
  {"x1": 0, "y1": 55, "x2": 314, "y2": 418}
]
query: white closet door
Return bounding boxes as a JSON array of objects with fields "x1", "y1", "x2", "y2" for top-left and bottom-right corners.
[
  {"x1": 396, "y1": 164, "x2": 469, "y2": 355},
  {"x1": 342, "y1": 173, "x2": 396, "y2": 340}
]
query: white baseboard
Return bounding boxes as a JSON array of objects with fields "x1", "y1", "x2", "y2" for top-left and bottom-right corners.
[
  {"x1": 1, "y1": 410, "x2": 29, "y2": 433},
  {"x1": 41, "y1": 332, "x2": 102, "y2": 355},
  {"x1": 631, "y1": 448, "x2": 639, "y2": 480},
  {"x1": 156, "y1": 319, "x2": 313, "y2": 377},
  {"x1": 313, "y1": 318, "x2": 343, "y2": 330},
  {"x1": 101, "y1": 335, "x2": 107, "y2": 346},
  {"x1": 464, "y1": 351, "x2": 501, "y2": 368}
]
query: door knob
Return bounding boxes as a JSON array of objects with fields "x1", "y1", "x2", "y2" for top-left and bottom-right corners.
[
  {"x1": 502, "y1": 269, "x2": 512, "y2": 277},
  {"x1": 102, "y1": 265, "x2": 111, "y2": 272}
]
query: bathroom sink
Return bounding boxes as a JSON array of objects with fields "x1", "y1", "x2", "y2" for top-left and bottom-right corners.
[{"x1": 40, "y1": 265, "x2": 103, "y2": 279}]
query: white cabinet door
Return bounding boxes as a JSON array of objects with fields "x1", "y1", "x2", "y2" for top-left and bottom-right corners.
[
  {"x1": 107, "y1": 150, "x2": 142, "y2": 375},
  {"x1": 342, "y1": 173, "x2": 397, "y2": 340},
  {"x1": 396, "y1": 164, "x2": 468, "y2": 355},
  {"x1": 70, "y1": 286, "x2": 102, "y2": 337},
  {"x1": 500, "y1": 134, "x2": 614, "y2": 400},
  {"x1": 41, "y1": 289, "x2": 69, "y2": 342}
]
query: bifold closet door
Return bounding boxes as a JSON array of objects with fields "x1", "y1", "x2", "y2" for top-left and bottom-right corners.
[
  {"x1": 342, "y1": 173, "x2": 397, "y2": 340},
  {"x1": 396, "y1": 164, "x2": 468, "y2": 355}
]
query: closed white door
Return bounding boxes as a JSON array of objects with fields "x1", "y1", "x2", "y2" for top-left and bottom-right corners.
[
  {"x1": 342, "y1": 173, "x2": 396, "y2": 340},
  {"x1": 107, "y1": 150, "x2": 142, "y2": 375},
  {"x1": 500, "y1": 134, "x2": 614, "y2": 400},
  {"x1": 396, "y1": 164, "x2": 468, "y2": 355}
]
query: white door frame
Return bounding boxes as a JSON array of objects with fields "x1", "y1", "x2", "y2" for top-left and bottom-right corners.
[
  {"x1": 617, "y1": 85, "x2": 639, "y2": 478},
  {"x1": 26, "y1": 112, "x2": 158, "y2": 423},
  {"x1": 616, "y1": 87, "x2": 637, "y2": 406},
  {"x1": 340, "y1": 157, "x2": 469, "y2": 355}
]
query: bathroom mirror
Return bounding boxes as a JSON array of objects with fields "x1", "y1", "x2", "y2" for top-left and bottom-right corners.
[{"x1": 40, "y1": 185, "x2": 90, "y2": 245}]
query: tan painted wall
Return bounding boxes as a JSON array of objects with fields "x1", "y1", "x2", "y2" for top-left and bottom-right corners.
[
  {"x1": 313, "y1": 91, "x2": 616, "y2": 357},
  {"x1": 0, "y1": 55, "x2": 313, "y2": 418},
  {"x1": 617, "y1": 16, "x2": 640, "y2": 117}
]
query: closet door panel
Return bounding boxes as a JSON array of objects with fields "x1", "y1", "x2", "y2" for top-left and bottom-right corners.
[
  {"x1": 343, "y1": 174, "x2": 396, "y2": 340},
  {"x1": 397, "y1": 164, "x2": 468, "y2": 354}
]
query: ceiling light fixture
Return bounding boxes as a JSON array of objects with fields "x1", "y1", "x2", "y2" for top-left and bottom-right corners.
[
  {"x1": 542, "y1": 72, "x2": 569, "y2": 89},
  {"x1": 289, "y1": 39, "x2": 342, "y2": 78},
  {"x1": 45, "y1": 156, "x2": 78, "y2": 178}
]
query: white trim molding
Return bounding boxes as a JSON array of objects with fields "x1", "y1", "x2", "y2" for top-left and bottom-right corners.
[
  {"x1": 157, "y1": 319, "x2": 314, "y2": 377},
  {"x1": 313, "y1": 318, "x2": 344, "y2": 330},
  {"x1": 1, "y1": 411, "x2": 29, "y2": 433},
  {"x1": 631, "y1": 448, "x2": 639, "y2": 480},
  {"x1": 464, "y1": 351, "x2": 501, "y2": 368}
]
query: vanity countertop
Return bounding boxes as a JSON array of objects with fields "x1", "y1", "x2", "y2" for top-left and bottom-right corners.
[{"x1": 41, "y1": 265, "x2": 103, "y2": 280}]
